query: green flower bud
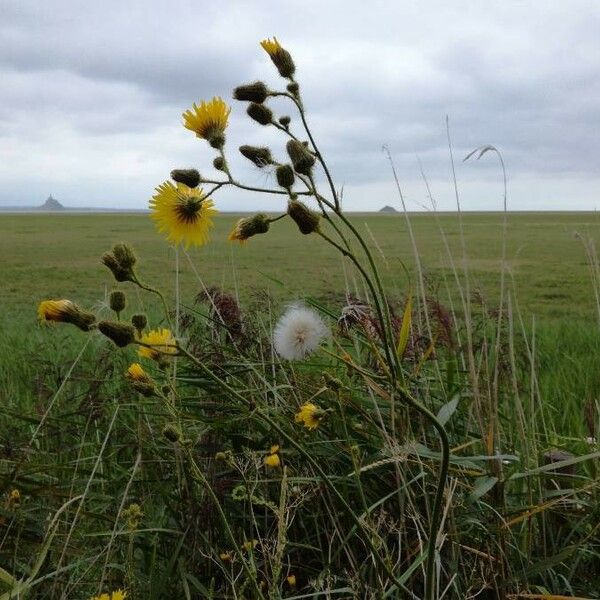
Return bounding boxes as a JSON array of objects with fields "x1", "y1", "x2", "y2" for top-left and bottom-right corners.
[
  {"x1": 287, "y1": 140, "x2": 315, "y2": 175},
  {"x1": 131, "y1": 313, "x2": 147, "y2": 335},
  {"x1": 171, "y1": 168, "x2": 201, "y2": 188},
  {"x1": 276, "y1": 164, "x2": 295, "y2": 189},
  {"x1": 239, "y1": 145, "x2": 273, "y2": 168},
  {"x1": 213, "y1": 156, "x2": 226, "y2": 171},
  {"x1": 247, "y1": 103, "x2": 273, "y2": 126},
  {"x1": 112, "y1": 243, "x2": 136, "y2": 270},
  {"x1": 109, "y1": 290, "x2": 126, "y2": 315},
  {"x1": 163, "y1": 424, "x2": 182, "y2": 443},
  {"x1": 233, "y1": 81, "x2": 269, "y2": 103},
  {"x1": 228, "y1": 213, "x2": 270, "y2": 243},
  {"x1": 288, "y1": 199, "x2": 320, "y2": 234},
  {"x1": 286, "y1": 82, "x2": 299, "y2": 96},
  {"x1": 98, "y1": 321, "x2": 136, "y2": 348},
  {"x1": 278, "y1": 116, "x2": 291, "y2": 128},
  {"x1": 322, "y1": 372, "x2": 343, "y2": 391},
  {"x1": 101, "y1": 253, "x2": 132, "y2": 283}
]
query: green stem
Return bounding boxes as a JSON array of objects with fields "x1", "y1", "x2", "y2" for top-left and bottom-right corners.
[{"x1": 132, "y1": 275, "x2": 173, "y2": 330}]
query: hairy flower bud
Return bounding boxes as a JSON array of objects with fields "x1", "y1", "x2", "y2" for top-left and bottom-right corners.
[
  {"x1": 239, "y1": 145, "x2": 273, "y2": 168},
  {"x1": 37, "y1": 300, "x2": 96, "y2": 332},
  {"x1": 278, "y1": 116, "x2": 291, "y2": 128},
  {"x1": 276, "y1": 164, "x2": 295, "y2": 189},
  {"x1": 228, "y1": 213, "x2": 270, "y2": 243},
  {"x1": 131, "y1": 313, "x2": 147, "y2": 335},
  {"x1": 287, "y1": 140, "x2": 315, "y2": 175},
  {"x1": 233, "y1": 81, "x2": 269, "y2": 103},
  {"x1": 109, "y1": 290, "x2": 126, "y2": 315},
  {"x1": 112, "y1": 243, "x2": 136, "y2": 270},
  {"x1": 171, "y1": 168, "x2": 201, "y2": 188},
  {"x1": 213, "y1": 156, "x2": 226, "y2": 171},
  {"x1": 247, "y1": 103, "x2": 273, "y2": 126},
  {"x1": 286, "y1": 82, "x2": 300, "y2": 96},
  {"x1": 260, "y1": 38, "x2": 296, "y2": 79},
  {"x1": 163, "y1": 424, "x2": 182, "y2": 443},
  {"x1": 102, "y1": 243, "x2": 137, "y2": 283},
  {"x1": 98, "y1": 321, "x2": 136, "y2": 347},
  {"x1": 288, "y1": 199, "x2": 320, "y2": 234},
  {"x1": 322, "y1": 372, "x2": 343, "y2": 391}
]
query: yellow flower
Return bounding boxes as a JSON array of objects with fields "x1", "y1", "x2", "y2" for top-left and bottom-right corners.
[
  {"x1": 260, "y1": 37, "x2": 283, "y2": 57},
  {"x1": 37, "y1": 299, "x2": 96, "y2": 331},
  {"x1": 150, "y1": 181, "x2": 217, "y2": 248},
  {"x1": 294, "y1": 402, "x2": 323, "y2": 430},
  {"x1": 264, "y1": 453, "x2": 281, "y2": 468},
  {"x1": 7, "y1": 488, "x2": 21, "y2": 508},
  {"x1": 126, "y1": 363, "x2": 151, "y2": 383},
  {"x1": 260, "y1": 37, "x2": 295, "y2": 78},
  {"x1": 242, "y1": 539, "x2": 258, "y2": 552},
  {"x1": 182, "y1": 96, "x2": 231, "y2": 148},
  {"x1": 219, "y1": 551, "x2": 232, "y2": 562},
  {"x1": 287, "y1": 574, "x2": 296, "y2": 586},
  {"x1": 269, "y1": 444, "x2": 280, "y2": 454},
  {"x1": 138, "y1": 328, "x2": 177, "y2": 361},
  {"x1": 89, "y1": 592, "x2": 126, "y2": 600}
]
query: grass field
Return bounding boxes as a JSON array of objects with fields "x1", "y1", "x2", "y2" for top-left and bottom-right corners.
[
  {"x1": 2, "y1": 210, "x2": 600, "y2": 598},
  {"x1": 2, "y1": 211, "x2": 600, "y2": 323}
]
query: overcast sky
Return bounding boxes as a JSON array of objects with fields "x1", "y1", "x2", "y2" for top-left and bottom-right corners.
[{"x1": 1, "y1": 0, "x2": 599, "y2": 211}]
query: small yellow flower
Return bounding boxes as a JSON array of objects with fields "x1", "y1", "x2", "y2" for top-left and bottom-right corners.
[
  {"x1": 182, "y1": 96, "x2": 231, "y2": 148},
  {"x1": 295, "y1": 402, "x2": 323, "y2": 430},
  {"x1": 126, "y1": 363, "x2": 151, "y2": 383},
  {"x1": 287, "y1": 574, "x2": 297, "y2": 586},
  {"x1": 242, "y1": 539, "x2": 258, "y2": 552},
  {"x1": 219, "y1": 551, "x2": 232, "y2": 562},
  {"x1": 7, "y1": 488, "x2": 21, "y2": 508},
  {"x1": 138, "y1": 328, "x2": 177, "y2": 361},
  {"x1": 260, "y1": 37, "x2": 295, "y2": 78},
  {"x1": 89, "y1": 592, "x2": 126, "y2": 600},
  {"x1": 150, "y1": 181, "x2": 217, "y2": 248},
  {"x1": 269, "y1": 444, "x2": 280, "y2": 454},
  {"x1": 264, "y1": 453, "x2": 281, "y2": 468}
]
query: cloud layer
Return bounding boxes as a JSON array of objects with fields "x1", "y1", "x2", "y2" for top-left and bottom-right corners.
[{"x1": 1, "y1": 0, "x2": 599, "y2": 210}]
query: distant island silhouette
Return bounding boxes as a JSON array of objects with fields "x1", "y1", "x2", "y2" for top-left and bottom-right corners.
[
  {"x1": 38, "y1": 195, "x2": 65, "y2": 211},
  {"x1": 379, "y1": 205, "x2": 398, "y2": 213}
]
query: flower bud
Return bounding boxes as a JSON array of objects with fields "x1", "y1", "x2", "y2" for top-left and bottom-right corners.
[
  {"x1": 163, "y1": 424, "x2": 182, "y2": 443},
  {"x1": 213, "y1": 156, "x2": 226, "y2": 171},
  {"x1": 286, "y1": 140, "x2": 315, "y2": 175},
  {"x1": 260, "y1": 38, "x2": 296, "y2": 79},
  {"x1": 109, "y1": 290, "x2": 126, "y2": 315},
  {"x1": 131, "y1": 313, "x2": 147, "y2": 335},
  {"x1": 229, "y1": 213, "x2": 270, "y2": 243},
  {"x1": 171, "y1": 168, "x2": 201, "y2": 188},
  {"x1": 286, "y1": 82, "x2": 299, "y2": 96},
  {"x1": 37, "y1": 299, "x2": 96, "y2": 332},
  {"x1": 276, "y1": 164, "x2": 295, "y2": 189},
  {"x1": 322, "y1": 372, "x2": 343, "y2": 391},
  {"x1": 239, "y1": 145, "x2": 273, "y2": 168},
  {"x1": 233, "y1": 81, "x2": 269, "y2": 103},
  {"x1": 278, "y1": 116, "x2": 291, "y2": 128},
  {"x1": 98, "y1": 321, "x2": 136, "y2": 347},
  {"x1": 247, "y1": 103, "x2": 273, "y2": 126},
  {"x1": 112, "y1": 243, "x2": 137, "y2": 270},
  {"x1": 288, "y1": 199, "x2": 320, "y2": 234}
]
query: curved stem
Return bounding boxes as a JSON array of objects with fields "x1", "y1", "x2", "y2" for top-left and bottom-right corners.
[{"x1": 132, "y1": 275, "x2": 173, "y2": 330}]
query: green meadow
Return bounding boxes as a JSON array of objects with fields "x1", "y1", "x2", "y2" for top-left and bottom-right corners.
[{"x1": 2, "y1": 210, "x2": 600, "y2": 597}]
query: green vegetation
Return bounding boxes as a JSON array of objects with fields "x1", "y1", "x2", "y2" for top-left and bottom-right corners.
[{"x1": 1, "y1": 211, "x2": 599, "y2": 598}]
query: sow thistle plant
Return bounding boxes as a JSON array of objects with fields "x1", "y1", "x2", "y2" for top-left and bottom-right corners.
[{"x1": 35, "y1": 38, "x2": 452, "y2": 599}]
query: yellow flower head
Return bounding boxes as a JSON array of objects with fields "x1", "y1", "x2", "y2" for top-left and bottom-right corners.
[
  {"x1": 37, "y1": 299, "x2": 96, "y2": 331},
  {"x1": 269, "y1": 444, "x2": 280, "y2": 454},
  {"x1": 126, "y1": 363, "x2": 151, "y2": 383},
  {"x1": 287, "y1": 574, "x2": 297, "y2": 586},
  {"x1": 182, "y1": 96, "x2": 231, "y2": 148},
  {"x1": 294, "y1": 402, "x2": 323, "y2": 430},
  {"x1": 260, "y1": 37, "x2": 295, "y2": 78},
  {"x1": 264, "y1": 453, "x2": 281, "y2": 468},
  {"x1": 89, "y1": 592, "x2": 126, "y2": 600},
  {"x1": 7, "y1": 488, "x2": 21, "y2": 508},
  {"x1": 150, "y1": 181, "x2": 217, "y2": 248},
  {"x1": 219, "y1": 551, "x2": 232, "y2": 562},
  {"x1": 242, "y1": 539, "x2": 258, "y2": 552},
  {"x1": 138, "y1": 328, "x2": 177, "y2": 361}
]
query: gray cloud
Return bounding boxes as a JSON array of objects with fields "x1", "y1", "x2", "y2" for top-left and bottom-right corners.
[{"x1": 1, "y1": 0, "x2": 599, "y2": 209}]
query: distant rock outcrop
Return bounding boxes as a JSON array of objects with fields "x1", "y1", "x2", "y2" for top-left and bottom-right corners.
[
  {"x1": 379, "y1": 205, "x2": 398, "y2": 213},
  {"x1": 38, "y1": 195, "x2": 65, "y2": 211}
]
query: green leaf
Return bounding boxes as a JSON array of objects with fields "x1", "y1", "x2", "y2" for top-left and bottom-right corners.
[
  {"x1": 469, "y1": 476, "x2": 498, "y2": 502},
  {"x1": 436, "y1": 393, "x2": 460, "y2": 426}
]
